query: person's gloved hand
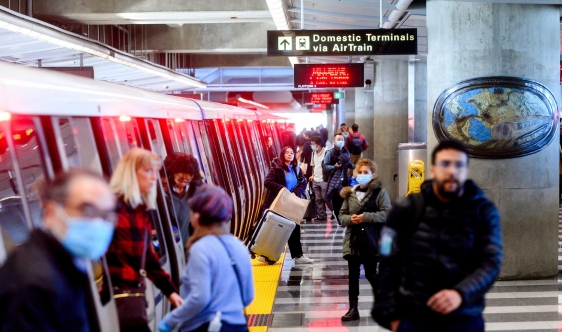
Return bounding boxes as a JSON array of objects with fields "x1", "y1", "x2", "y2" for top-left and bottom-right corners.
[{"x1": 158, "y1": 320, "x2": 174, "y2": 332}]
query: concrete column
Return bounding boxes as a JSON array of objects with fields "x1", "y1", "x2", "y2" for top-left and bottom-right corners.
[
  {"x1": 427, "y1": 2, "x2": 560, "y2": 279},
  {"x1": 372, "y1": 60, "x2": 409, "y2": 201},
  {"x1": 344, "y1": 89, "x2": 356, "y2": 127},
  {"x1": 355, "y1": 63, "x2": 375, "y2": 161},
  {"x1": 413, "y1": 61, "x2": 427, "y2": 143}
]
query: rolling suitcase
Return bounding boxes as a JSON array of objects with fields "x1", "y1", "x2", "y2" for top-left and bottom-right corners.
[{"x1": 248, "y1": 209, "x2": 296, "y2": 264}]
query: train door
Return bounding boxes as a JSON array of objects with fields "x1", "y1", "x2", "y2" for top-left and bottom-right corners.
[
  {"x1": 206, "y1": 119, "x2": 244, "y2": 237},
  {"x1": 242, "y1": 121, "x2": 269, "y2": 235},
  {"x1": 52, "y1": 116, "x2": 119, "y2": 332},
  {"x1": 93, "y1": 116, "x2": 174, "y2": 331},
  {"x1": 141, "y1": 118, "x2": 185, "y2": 289},
  {"x1": 0, "y1": 115, "x2": 53, "y2": 256},
  {"x1": 162, "y1": 119, "x2": 211, "y2": 184},
  {"x1": 231, "y1": 120, "x2": 260, "y2": 239}
]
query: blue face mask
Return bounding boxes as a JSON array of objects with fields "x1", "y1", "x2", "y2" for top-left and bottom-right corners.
[
  {"x1": 311, "y1": 145, "x2": 317, "y2": 152},
  {"x1": 356, "y1": 174, "x2": 373, "y2": 186},
  {"x1": 57, "y1": 208, "x2": 115, "y2": 260},
  {"x1": 335, "y1": 141, "x2": 345, "y2": 149}
]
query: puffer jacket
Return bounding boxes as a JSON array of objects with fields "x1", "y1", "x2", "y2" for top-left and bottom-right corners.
[
  {"x1": 324, "y1": 147, "x2": 355, "y2": 200},
  {"x1": 339, "y1": 179, "x2": 391, "y2": 257},
  {"x1": 374, "y1": 180, "x2": 502, "y2": 328}
]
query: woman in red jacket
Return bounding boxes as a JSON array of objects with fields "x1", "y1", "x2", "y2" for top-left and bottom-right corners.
[{"x1": 106, "y1": 148, "x2": 183, "y2": 332}]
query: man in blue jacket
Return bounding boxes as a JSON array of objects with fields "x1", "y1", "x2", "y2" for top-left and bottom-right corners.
[{"x1": 374, "y1": 140, "x2": 502, "y2": 332}]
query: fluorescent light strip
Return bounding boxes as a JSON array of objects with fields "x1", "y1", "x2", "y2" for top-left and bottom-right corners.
[
  {"x1": 0, "y1": 19, "x2": 206, "y2": 89},
  {"x1": 265, "y1": 0, "x2": 299, "y2": 66},
  {"x1": 238, "y1": 97, "x2": 269, "y2": 109}
]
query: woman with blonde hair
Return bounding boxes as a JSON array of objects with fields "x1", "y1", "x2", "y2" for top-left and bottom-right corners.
[
  {"x1": 339, "y1": 159, "x2": 391, "y2": 322},
  {"x1": 105, "y1": 148, "x2": 183, "y2": 332}
]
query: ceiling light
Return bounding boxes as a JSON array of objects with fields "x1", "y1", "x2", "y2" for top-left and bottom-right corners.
[
  {"x1": 0, "y1": 111, "x2": 11, "y2": 121},
  {"x1": 238, "y1": 97, "x2": 269, "y2": 109},
  {"x1": 119, "y1": 115, "x2": 131, "y2": 121}
]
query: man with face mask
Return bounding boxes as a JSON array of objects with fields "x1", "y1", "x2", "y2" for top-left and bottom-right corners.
[
  {"x1": 373, "y1": 140, "x2": 502, "y2": 332},
  {"x1": 0, "y1": 169, "x2": 116, "y2": 332}
]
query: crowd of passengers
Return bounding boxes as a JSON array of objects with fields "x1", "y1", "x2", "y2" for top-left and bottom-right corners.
[{"x1": 0, "y1": 123, "x2": 502, "y2": 332}]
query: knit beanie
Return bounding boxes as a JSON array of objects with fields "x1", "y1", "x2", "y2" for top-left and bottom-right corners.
[{"x1": 187, "y1": 184, "x2": 233, "y2": 223}]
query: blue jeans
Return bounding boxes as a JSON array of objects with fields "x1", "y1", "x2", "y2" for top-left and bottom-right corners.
[{"x1": 396, "y1": 315, "x2": 484, "y2": 332}]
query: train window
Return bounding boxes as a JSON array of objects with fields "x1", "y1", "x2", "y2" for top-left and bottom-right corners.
[
  {"x1": 146, "y1": 119, "x2": 182, "y2": 245},
  {"x1": 192, "y1": 122, "x2": 219, "y2": 185},
  {"x1": 100, "y1": 118, "x2": 122, "y2": 172},
  {"x1": 183, "y1": 121, "x2": 209, "y2": 184},
  {"x1": 72, "y1": 118, "x2": 103, "y2": 174},
  {"x1": 12, "y1": 117, "x2": 48, "y2": 229},
  {"x1": 176, "y1": 122, "x2": 193, "y2": 155},
  {"x1": 115, "y1": 119, "x2": 142, "y2": 153},
  {"x1": 0, "y1": 126, "x2": 29, "y2": 248},
  {"x1": 53, "y1": 117, "x2": 82, "y2": 169},
  {"x1": 146, "y1": 120, "x2": 167, "y2": 159},
  {"x1": 166, "y1": 120, "x2": 185, "y2": 153}
]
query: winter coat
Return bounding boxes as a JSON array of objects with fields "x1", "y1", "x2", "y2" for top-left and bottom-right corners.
[
  {"x1": 323, "y1": 147, "x2": 355, "y2": 200},
  {"x1": 339, "y1": 179, "x2": 391, "y2": 257},
  {"x1": 374, "y1": 180, "x2": 502, "y2": 328},
  {"x1": 261, "y1": 163, "x2": 307, "y2": 216},
  {"x1": 0, "y1": 230, "x2": 97, "y2": 332}
]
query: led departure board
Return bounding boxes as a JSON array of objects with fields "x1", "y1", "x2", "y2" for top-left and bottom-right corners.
[
  {"x1": 294, "y1": 63, "x2": 364, "y2": 88},
  {"x1": 303, "y1": 92, "x2": 337, "y2": 105}
]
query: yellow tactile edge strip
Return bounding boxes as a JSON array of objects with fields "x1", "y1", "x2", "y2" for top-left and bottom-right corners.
[{"x1": 246, "y1": 250, "x2": 286, "y2": 332}]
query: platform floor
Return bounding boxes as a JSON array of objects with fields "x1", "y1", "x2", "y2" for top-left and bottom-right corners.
[{"x1": 258, "y1": 208, "x2": 562, "y2": 332}]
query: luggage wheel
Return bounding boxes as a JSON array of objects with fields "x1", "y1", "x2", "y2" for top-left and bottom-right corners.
[
  {"x1": 266, "y1": 258, "x2": 276, "y2": 265},
  {"x1": 250, "y1": 254, "x2": 256, "y2": 259}
]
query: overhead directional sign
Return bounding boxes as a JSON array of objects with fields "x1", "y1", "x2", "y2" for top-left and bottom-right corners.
[
  {"x1": 303, "y1": 92, "x2": 337, "y2": 105},
  {"x1": 294, "y1": 63, "x2": 364, "y2": 88},
  {"x1": 268, "y1": 29, "x2": 417, "y2": 57}
]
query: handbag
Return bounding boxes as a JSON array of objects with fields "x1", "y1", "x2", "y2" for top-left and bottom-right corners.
[
  {"x1": 349, "y1": 188, "x2": 382, "y2": 257},
  {"x1": 113, "y1": 227, "x2": 149, "y2": 327}
]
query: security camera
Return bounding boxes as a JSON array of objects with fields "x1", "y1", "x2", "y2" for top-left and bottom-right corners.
[{"x1": 365, "y1": 79, "x2": 372, "y2": 90}]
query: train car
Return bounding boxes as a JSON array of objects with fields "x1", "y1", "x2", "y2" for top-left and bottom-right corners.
[{"x1": 0, "y1": 61, "x2": 289, "y2": 331}]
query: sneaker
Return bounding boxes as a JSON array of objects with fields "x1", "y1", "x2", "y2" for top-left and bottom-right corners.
[
  {"x1": 294, "y1": 255, "x2": 314, "y2": 264},
  {"x1": 256, "y1": 256, "x2": 267, "y2": 264}
]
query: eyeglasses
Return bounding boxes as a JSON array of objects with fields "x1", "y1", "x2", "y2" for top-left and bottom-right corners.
[
  {"x1": 436, "y1": 161, "x2": 467, "y2": 169},
  {"x1": 175, "y1": 173, "x2": 193, "y2": 183},
  {"x1": 69, "y1": 202, "x2": 118, "y2": 225}
]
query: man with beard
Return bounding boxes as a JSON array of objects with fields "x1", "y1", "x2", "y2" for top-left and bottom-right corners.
[{"x1": 373, "y1": 140, "x2": 502, "y2": 332}]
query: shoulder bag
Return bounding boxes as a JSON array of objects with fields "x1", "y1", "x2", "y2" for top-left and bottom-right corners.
[
  {"x1": 113, "y1": 227, "x2": 149, "y2": 327},
  {"x1": 216, "y1": 237, "x2": 249, "y2": 332}
]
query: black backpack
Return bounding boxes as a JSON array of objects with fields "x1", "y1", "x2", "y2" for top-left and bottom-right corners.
[{"x1": 348, "y1": 134, "x2": 363, "y2": 155}]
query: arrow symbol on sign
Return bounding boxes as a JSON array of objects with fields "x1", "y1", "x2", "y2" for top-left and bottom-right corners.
[{"x1": 280, "y1": 39, "x2": 290, "y2": 50}]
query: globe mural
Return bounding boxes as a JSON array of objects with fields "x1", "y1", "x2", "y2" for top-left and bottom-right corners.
[{"x1": 433, "y1": 77, "x2": 558, "y2": 159}]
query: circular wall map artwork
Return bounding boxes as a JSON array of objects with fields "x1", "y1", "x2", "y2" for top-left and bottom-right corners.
[{"x1": 433, "y1": 77, "x2": 559, "y2": 159}]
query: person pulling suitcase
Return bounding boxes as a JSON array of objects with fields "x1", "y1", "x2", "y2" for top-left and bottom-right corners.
[{"x1": 256, "y1": 147, "x2": 314, "y2": 265}]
